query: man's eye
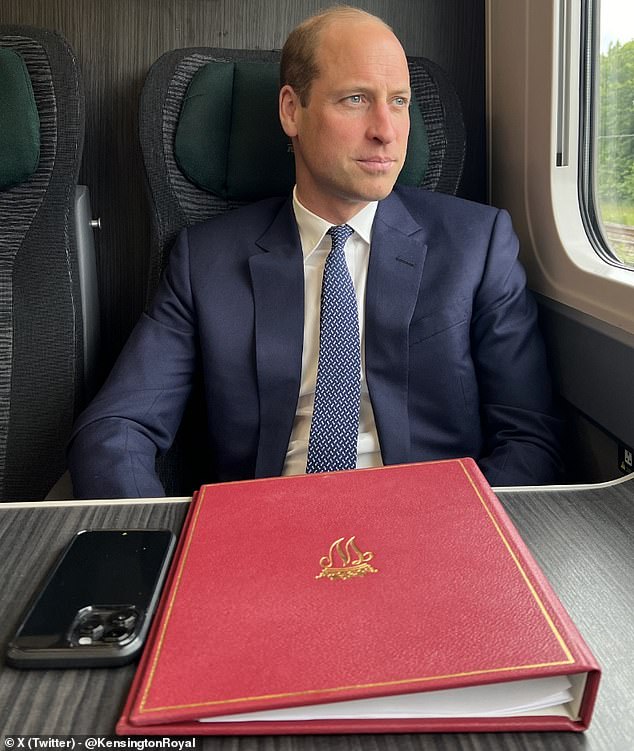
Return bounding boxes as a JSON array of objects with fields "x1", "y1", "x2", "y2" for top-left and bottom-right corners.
[
  {"x1": 394, "y1": 97, "x2": 409, "y2": 107},
  {"x1": 347, "y1": 94, "x2": 363, "y2": 104}
]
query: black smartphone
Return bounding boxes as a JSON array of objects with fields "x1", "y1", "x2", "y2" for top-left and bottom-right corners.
[{"x1": 6, "y1": 528, "x2": 176, "y2": 669}]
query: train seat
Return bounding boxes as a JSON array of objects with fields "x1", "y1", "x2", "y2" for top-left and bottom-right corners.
[{"x1": 0, "y1": 26, "x2": 99, "y2": 500}]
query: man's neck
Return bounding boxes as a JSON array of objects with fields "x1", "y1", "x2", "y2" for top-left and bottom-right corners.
[{"x1": 293, "y1": 188, "x2": 371, "y2": 226}]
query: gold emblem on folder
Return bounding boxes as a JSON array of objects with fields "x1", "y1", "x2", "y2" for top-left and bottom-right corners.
[{"x1": 316, "y1": 536, "x2": 378, "y2": 581}]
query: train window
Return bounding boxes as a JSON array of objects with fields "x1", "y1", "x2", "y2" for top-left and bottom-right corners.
[
  {"x1": 489, "y1": 1, "x2": 633, "y2": 332},
  {"x1": 582, "y1": 0, "x2": 634, "y2": 268}
]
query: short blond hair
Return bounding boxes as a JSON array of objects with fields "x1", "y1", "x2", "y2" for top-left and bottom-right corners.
[{"x1": 280, "y1": 6, "x2": 393, "y2": 105}]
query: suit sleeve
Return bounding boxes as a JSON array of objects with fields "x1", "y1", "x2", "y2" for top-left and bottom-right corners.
[
  {"x1": 67, "y1": 229, "x2": 198, "y2": 498},
  {"x1": 471, "y1": 209, "x2": 564, "y2": 486}
]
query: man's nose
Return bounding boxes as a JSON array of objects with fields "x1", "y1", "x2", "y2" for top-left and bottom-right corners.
[{"x1": 367, "y1": 102, "x2": 398, "y2": 143}]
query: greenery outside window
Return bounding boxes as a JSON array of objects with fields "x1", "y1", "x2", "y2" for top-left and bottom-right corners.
[{"x1": 592, "y1": 0, "x2": 634, "y2": 267}]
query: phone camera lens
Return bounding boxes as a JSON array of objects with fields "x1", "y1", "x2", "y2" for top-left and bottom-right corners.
[
  {"x1": 78, "y1": 623, "x2": 105, "y2": 640},
  {"x1": 102, "y1": 627, "x2": 129, "y2": 642},
  {"x1": 77, "y1": 614, "x2": 105, "y2": 642},
  {"x1": 110, "y1": 610, "x2": 137, "y2": 630}
]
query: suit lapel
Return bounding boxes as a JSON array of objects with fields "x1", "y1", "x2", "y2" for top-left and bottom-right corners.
[
  {"x1": 365, "y1": 192, "x2": 427, "y2": 465},
  {"x1": 248, "y1": 192, "x2": 427, "y2": 475},
  {"x1": 249, "y1": 199, "x2": 304, "y2": 477}
]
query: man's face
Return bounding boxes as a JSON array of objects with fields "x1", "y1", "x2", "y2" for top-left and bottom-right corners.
[{"x1": 280, "y1": 19, "x2": 411, "y2": 224}]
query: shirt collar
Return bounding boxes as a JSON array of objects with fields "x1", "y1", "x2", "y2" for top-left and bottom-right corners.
[{"x1": 292, "y1": 186, "x2": 378, "y2": 259}]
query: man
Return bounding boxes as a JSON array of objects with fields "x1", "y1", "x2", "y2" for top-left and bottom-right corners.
[{"x1": 68, "y1": 6, "x2": 563, "y2": 498}]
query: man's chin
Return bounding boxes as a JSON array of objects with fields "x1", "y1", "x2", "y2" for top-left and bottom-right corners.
[{"x1": 351, "y1": 177, "x2": 399, "y2": 203}]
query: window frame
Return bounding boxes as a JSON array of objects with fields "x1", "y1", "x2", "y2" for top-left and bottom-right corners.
[
  {"x1": 486, "y1": 0, "x2": 634, "y2": 335},
  {"x1": 578, "y1": 0, "x2": 634, "y2": 269}
]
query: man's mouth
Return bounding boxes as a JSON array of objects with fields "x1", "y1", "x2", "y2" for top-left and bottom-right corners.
[{"x1": 356, "y1": 158, "x2": 397, "y2": 173}]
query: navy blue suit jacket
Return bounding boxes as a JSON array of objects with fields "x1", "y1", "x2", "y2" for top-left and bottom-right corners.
[{"x1": 68, "y1": 187, "x2": 563, "y2": 497}]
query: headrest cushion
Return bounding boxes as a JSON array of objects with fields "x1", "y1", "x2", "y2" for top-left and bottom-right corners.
[
  {"x1": 174, "y1": 60, "x2": 428, "y2": 201},
  {"x1": 0, "y1": 47, "x2": 40, "y2": 190}
]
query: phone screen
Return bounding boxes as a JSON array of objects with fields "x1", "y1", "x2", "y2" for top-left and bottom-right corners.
[{"x1": 7, "y1": 529, "x2": 175, "y2": 668}]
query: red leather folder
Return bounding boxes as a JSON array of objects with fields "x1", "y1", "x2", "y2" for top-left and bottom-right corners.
[{"x1": 117, "y1": 459, "x2": 600, "y2": 735}]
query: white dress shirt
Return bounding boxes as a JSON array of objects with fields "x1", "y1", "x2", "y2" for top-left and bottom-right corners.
[{"x1": 282, "y1": 189, "x2": 384, "y2": 475}]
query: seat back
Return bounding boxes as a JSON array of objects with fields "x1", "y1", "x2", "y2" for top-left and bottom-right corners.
[
  {"x1": 0, "y1": 25, "x2": 87, "y2": 500},
  {"x1": 139, "y1": 47, "x2": 465, "y2": 495}
]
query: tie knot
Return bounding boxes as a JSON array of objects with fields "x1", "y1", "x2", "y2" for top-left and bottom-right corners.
[{"x1": 328, "y1": 224, "x2": 354, "y2": 250}]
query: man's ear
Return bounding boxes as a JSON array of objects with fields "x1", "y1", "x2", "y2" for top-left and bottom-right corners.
[{"x1": 279, "y1": 84, "x2": 300, "y2": 138}]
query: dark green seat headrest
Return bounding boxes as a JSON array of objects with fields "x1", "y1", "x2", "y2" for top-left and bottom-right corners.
[
  {"x1": 0, "y1": 47, "x2": 40, "y2": 190},
  {"x1": 174, "y1": 60, "x2": 428, "y2": 201}
]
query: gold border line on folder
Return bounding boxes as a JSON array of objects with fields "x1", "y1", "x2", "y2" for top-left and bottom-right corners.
[
  {"x1": 457, "y1": 459, "x2": 575, "y2": 664},
  {"x1": 138, "y1": 460, "x2": 574, "y2": 716},
  {"x1": 139, "y1": 487, "x2": 208, "y2": 712}
]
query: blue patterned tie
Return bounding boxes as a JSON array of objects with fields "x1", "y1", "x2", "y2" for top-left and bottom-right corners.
[{"x1": 306, "y1": 224, "x2": 360, "y2": 473}]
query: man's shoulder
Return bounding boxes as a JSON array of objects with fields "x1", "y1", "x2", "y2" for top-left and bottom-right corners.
[
  {"x1": 382, "y1": 187, "x2": 515, "y2": 262},
  {"x1": 186, "y1": 195, "x2": 290, "y2": 242},
  {"x1": 389, "y1": 185, "x2": 500, "y2": 222}
]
